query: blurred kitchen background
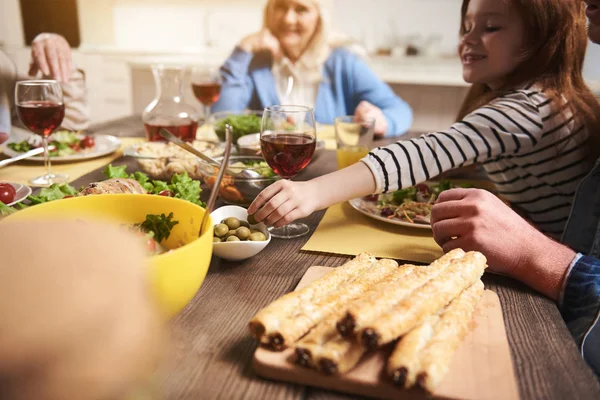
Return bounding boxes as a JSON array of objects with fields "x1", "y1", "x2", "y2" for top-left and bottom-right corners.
[{"x1": 2, "y1": 0, "x2": 600, "y2": 132}]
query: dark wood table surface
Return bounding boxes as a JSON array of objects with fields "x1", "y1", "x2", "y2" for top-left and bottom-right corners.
[{"x1": 84, "y1": 116, "x2": 600, "y2": 400}]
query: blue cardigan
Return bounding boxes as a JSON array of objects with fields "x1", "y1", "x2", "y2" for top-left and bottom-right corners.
[{"x1": 212, "y1": 47, "x2": 413, "y2": 137}]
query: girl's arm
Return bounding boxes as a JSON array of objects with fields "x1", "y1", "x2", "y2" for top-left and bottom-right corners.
[
  {"x1": 211, "y1": 47, "x2": 256, "y2": 113},
  {"x1": 249, "y1": 90, "x2": 545, "y2": 226}
]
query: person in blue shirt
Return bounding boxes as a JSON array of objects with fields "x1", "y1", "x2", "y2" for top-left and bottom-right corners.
[
  {"x1": 429, "y1": 1, "x2": 600, "y2": 377},
  {"x1": 211, "y1": 0, "x2": 413, "y2": 137}
]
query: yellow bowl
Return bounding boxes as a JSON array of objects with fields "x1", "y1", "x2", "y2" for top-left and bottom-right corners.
[{"x1": 3, "y1": 194, "x2": 213, "y2": 318}]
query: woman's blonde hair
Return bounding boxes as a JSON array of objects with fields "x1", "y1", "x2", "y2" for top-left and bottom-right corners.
[{"x1": 456, "y1": 0, "x2": 600, "y2": 159}]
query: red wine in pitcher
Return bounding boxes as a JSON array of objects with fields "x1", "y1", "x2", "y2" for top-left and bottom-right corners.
[
  {"x1": 261, "y1": 133, "x2": 316, "y2": 179},
  {"x1": 144, "y1": 120, "x2": 199, "y2": 142},
  {"x1": 17, "y1": 101, "x2": 65, "y2": 137},
  {"x1": 192, "y1": 82, "x2": 222, "y2": 106}
]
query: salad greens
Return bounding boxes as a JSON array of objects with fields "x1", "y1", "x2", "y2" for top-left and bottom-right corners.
[
  {"x1": 137, "y1": 212, "x2": 179, "y2": 243},
  {"x1": 104, "y1": 164, "x2": 205, "y2": 207},
  {"x1": 214, "y1": 114, "x2": 261, "y2": 144},
  {"x1": 8, "y1": 131, "x2": 94, "y2": 157},
  {"x1": 229, "y1": 160, "x2": 276, "y2": 178},
  {"x1": 27, "y1": 184, "x2": 78, "y2": 204}
]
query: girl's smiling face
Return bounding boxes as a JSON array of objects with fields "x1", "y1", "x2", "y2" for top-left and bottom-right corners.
[{"x1": 459, "y1": 0, "x2": 527, "y2": 89}]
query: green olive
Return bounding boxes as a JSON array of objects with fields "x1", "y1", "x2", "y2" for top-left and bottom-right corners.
[
  {"x1": 247, "y1": 214, "x2": 258, "y2": 225},
  {"x1": 226, "y1": 230, "x2": 237, "y2": 238},
  {"x1": 236, "y1": 227, "x2": 251, "y2": 240},
  {"x1": 212, "y1": 236, "x2": 222, "y2": 243},
  {"x1": 239, "y1": 220, "x2": 250, "y2": 228},
  {"x1": 226, "y1": 235, "x2": 241, "y2": 242},
  {"x1": 249, "y1": 232, "x2": 267, "y2": 242},
  {"x1": 223, "y1": 217, "x2": 241, "y2": 230},
  {"x1": 214, "y1": 224, "x2": 229, "y2": 238}
]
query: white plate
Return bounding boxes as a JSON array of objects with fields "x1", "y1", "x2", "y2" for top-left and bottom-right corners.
[
  {"x1": 348, "y1": 198, "x2": 432, "y2": 230},
  {"x1": 237, "y1": 133, "x2": 325, "y2": 152},
  {"x1": 2, "y1": 182, "x2": 32, "y2": 206},
  {"x1": 3, "y1": 128, "x2": 121, "y2": 162}
]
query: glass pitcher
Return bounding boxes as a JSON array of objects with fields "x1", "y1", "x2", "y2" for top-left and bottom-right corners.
[{"x1": 142, "y1": 64, "x2": 201, "y2": 142}]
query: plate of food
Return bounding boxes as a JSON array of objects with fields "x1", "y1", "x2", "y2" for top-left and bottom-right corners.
[
  {"x1": 3, "y1": 128, "x2": 121, "y2": 162},
  {"x1": 0, "y1": 182, "x2": 32, "y2": 206},
  {"x1": 123, "y1": 140, "x2": 225, "y2": 181},
  {"x1": 348, "y1": 181, "x2": 469, "y2": 229}
]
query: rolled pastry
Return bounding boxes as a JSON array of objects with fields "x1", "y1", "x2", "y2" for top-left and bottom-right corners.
[
  {"x1": 337, "y1": 248, "x2": 466, "y2": 337},
  {"x1": 248, "y1": 253, "x2": 377, "y2": 349},
  {"x1": 387, "y1": 316, "x2": 440, "y2": 388},
  {"x1": 275, "y1": 259, "x2": 398, "y2": 348},
  {"x1": 416, "y1": 280, "x2": 484, "y2": 392},
  {"x1": 361, "y1": 251, "x2": 487, "y2": 349}
]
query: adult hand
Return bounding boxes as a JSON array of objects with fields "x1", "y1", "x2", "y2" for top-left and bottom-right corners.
[
  {"x1": 430, "y1": 188, "x2": 575, "y2": 300},
  {"x1": 28, "y1": 33, "x2": 73, "y2": 83},
  {"x1": 239, "y1": 29, "x2": 282, "y2": 60},
  {"x1": 248, "y1": 180, "x2": 320, "y2": 227},
  {"x1": 354, "y1": 101, "x2": 388, "y2": 137}
]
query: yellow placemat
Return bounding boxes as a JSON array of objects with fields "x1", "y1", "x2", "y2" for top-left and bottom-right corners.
[
  {"x1": 0, "y1": 137, "x2": 144, "y2": 186},
  {"x1": 302, "y1": 202, "x2": 443, "y2": 264}
]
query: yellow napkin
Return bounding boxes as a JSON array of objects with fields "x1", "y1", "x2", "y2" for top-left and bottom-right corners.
[
  {"x1": 0, "y1": 137, "x2": 144, "y2": 186},
  {"x1": 302, "y1": 202, "x2": 443, "y2": 263}
]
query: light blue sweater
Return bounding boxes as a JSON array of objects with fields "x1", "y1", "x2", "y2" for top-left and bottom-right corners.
[{"x1": 212, "y1": 47, "x2": 413, "y2": 137}]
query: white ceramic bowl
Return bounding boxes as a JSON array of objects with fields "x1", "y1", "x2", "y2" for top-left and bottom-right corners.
[{"x1": 210, "y1": 205, "x2": 271, "y2": 261}]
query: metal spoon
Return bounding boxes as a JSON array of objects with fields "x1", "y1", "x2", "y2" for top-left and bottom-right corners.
[
  {"x1": 199, "y1": 124, "x2": 233, "y2": 236},
  {"x1": 158, "y1": 128, "x2": 261, "y2": 179}
]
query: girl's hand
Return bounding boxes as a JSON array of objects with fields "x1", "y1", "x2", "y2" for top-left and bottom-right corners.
[
  {"x1": 354, "y1": 101, "x2": 388, "y2": 137},
  {"x1": 248, "y1": 180, "x2": 320, "y2": 227},
  {"x1": 239, "y1": 29, "x2": 282, "y2": 60}
]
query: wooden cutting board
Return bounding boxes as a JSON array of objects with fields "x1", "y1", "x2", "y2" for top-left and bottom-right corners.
[{"x1": 253, "y1": 266, "x2": 519, "y2": 400}]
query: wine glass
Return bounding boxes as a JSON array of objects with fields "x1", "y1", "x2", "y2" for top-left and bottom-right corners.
[
  {"x1": 260, "y1": 105, "x2": 317, "y2": 239},
  {"x1": 15, "y1": 80, "x2": 67, "y2": 185},
  {"x1": 191, "y1": 66, "x2": 222, "y2": 120}
]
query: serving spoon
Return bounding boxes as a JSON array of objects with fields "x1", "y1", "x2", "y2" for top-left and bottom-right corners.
[
  {"x1": 199, "y1": 124, "x2": 232, "y2": 236},
  {"x1": 158, "y1": 128, "x2": 261, "y2": 179}
]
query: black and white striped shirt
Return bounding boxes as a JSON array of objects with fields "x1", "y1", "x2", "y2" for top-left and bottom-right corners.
[{"x1": 362, "y1": 87, "x2": 591, "y2": 236}]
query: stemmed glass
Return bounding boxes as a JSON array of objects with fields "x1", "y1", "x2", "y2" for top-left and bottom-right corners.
[
  {"x1": 191, "y1": 66, "x2": 222, "y2": 120},
  {"x1": 260, "y1": 105, "x2": 317, "y2": 239},
  {"x1": 15, "y1": 80, "x2": 67, "y2": 185}
]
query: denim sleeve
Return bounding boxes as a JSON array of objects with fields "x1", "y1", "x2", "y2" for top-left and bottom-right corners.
[
  {"x1": 347, "y1": 52, "x2": 413, "y2": 137},
  {"x1": 212, "y1": 47, "x2": 255, "y2": 113},
  {"x1": 560, "y1": 255, "x2": 600, "y2": 376}
]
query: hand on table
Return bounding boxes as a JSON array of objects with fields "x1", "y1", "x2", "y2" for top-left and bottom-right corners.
[
  {"x1": 248, "y1": 180, "x2": 320, "y2": 228},
  {"x1": 430, "y1": 188, "x2": 576, "y2": 300},
  {"x1": 239, "y1": 29, "x2": 282, "y2": 60},
  {"x1": 29, "y1": 33, "x2": 73, "y2": 83},
  {"x1": 354, "y1": 101, "x2": 388, "y2": 137}
]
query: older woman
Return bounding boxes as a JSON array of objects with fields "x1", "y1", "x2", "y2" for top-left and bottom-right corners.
[{"x1": 212, "y1": 0, "x2": 412, "y2": 137}]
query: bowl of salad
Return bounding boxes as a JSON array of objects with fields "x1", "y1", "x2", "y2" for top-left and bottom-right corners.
[
  {"x1": 2, "y1": 193, "x2": 214, "y2": 318},
  {"x1": 209, "y1": 110, "x2": 262, "y2": 145},
  {"x1": 198, "y1": 155, "x2": 281, "y2": 206}
]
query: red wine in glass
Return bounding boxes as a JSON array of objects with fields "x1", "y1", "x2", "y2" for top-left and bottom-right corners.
[
  {"x1": 261, "y1": 133, "x2": 316, "y2": 179},
  {"x1": 16, "y1": 100, "x2": 65, "y2": 137},
  {"x1": 144, "y1": 120, "x2": 199, "y2": 142},
  {"x1": 192, "y1": 82, "x2": 222, "y2": 106}
]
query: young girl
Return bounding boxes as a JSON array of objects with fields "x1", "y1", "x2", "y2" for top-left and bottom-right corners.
[{"x1": 248, "y1": 0, "x2": 600, "y2": 238}]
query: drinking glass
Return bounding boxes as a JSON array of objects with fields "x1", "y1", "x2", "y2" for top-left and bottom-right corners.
[
  {"x1": 191, "y1": 66, "x2": 222, "y2": 119},
  {"x1": 335, "y1": 115, "x2": 375, "y2": 169},
  {"x1": 15, "y1": 80, "x2": 67, "y2": 185},
  {"x1": 260, "y1": 105, "x2": 317, "y2": 239}
]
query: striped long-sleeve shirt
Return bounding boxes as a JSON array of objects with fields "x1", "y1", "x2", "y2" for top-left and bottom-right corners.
[{"x1": 362, "y1": 87, "x2": 592, "y2": 236}]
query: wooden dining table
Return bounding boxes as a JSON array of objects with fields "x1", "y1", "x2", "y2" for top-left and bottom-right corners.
[{"x1": 73, "y1": 116, "x2": 600, "y2": 399}]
